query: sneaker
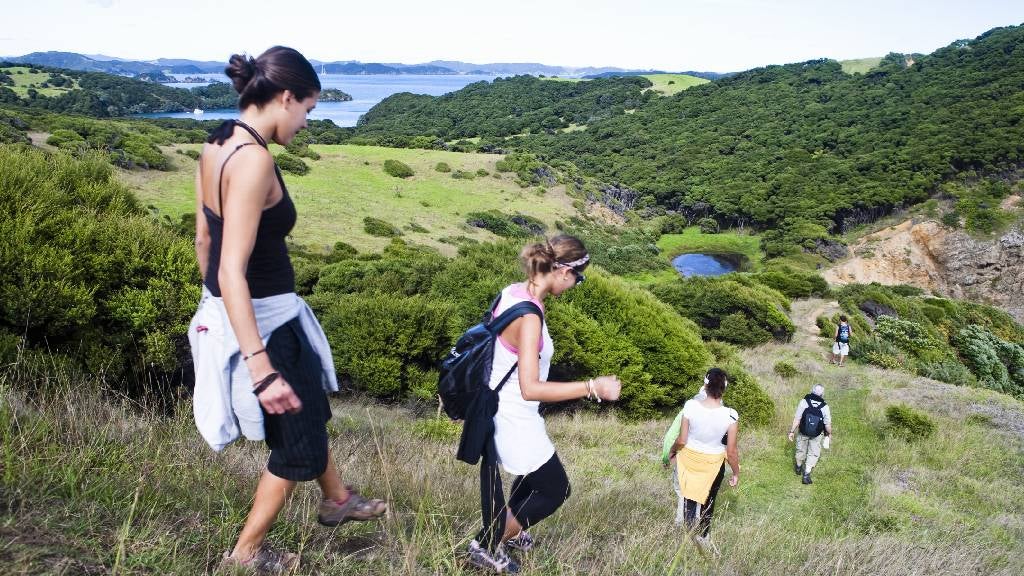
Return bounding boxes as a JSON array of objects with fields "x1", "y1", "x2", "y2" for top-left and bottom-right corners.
[
  {"x1": 467, "y1": 539, "x2": 521, "y2": 573},
  {"x1": 217, "y1": 548, "x2": 299, "y2": 575},
  {"x1": 317, "y1": 487, "x2": 387, "y2": 527},
  {"x1": 794, "y1": 461, "x2": 803, "y2": 475},
  {"x1": 802, "y1": 472, "x2": 813, "y2": 485},
  {"x1": 505, "y1": 530, "x2": 534, "y2": 552}
]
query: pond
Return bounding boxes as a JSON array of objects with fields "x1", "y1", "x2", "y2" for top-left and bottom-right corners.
[{"x1": 671, "y1": 253, "x2": 740, "y2": 277}]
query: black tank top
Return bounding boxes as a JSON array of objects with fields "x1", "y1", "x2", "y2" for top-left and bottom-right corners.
[{"x1": 202, "y1": 120, "x2": 296, "y2": 298}]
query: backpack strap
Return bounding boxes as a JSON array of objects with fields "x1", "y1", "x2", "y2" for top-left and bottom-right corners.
[{"x1": 488, "y1": 301, "x2": 544, "y2": 393}]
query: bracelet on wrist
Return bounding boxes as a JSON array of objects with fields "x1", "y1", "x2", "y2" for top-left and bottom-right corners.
[
  {"x1": 588, "y1": 379, "x2": 601, "y2": 403},
  {"x1": 252, "y1": 371, "x2": 280, "y2": 396},
  {"x1": 243, "y1": 348, "x2": 267, "y2": 362}
]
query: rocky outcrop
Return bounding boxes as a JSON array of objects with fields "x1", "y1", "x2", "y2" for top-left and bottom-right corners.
[{"x1": 825, "y1": 218, "x2": 1024, "y2": 322}]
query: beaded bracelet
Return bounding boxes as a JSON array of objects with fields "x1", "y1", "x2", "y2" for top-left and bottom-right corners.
[{"x1": 252, "y1": 371, "x2": 280, "y2": 396}]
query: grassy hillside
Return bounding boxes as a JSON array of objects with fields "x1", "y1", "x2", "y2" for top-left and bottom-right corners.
[
  {"x1": 640, "y1": 73, "x2": 711, "y2": 95},
  {"x1": 123, "y1": 144, "x2": 581, "y2": 253},
  {"x1": 0, "y1": 66, "x2": 80, "y2": 97},
  {"x1": 840, "y1": 57, "x2": 884, "y2": 74},
  {"x1": 3, "y1": 298, "x2": 1021, "y2": 575}
]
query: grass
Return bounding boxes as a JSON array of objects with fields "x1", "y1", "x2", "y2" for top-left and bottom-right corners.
[
  {"x1": 640, "y1": 74, "x2": 710, "y2": 96},
  {"x1": 3, "y1": 298, "x2": 1023, "y2": 574},
  {"x1": 0, "y1": 66, "x2": 79, "y2": 98},
  {"x1": 121, "y1": 144, "x2": 580, "y2": 254},
  {"x1": 840, "y1": 58, "x2": 883, "y2": 75}
]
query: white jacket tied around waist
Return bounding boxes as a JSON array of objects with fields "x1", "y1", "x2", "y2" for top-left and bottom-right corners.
[{"x1": 189, "y1": 287, "x2": 338, "y2": 452}]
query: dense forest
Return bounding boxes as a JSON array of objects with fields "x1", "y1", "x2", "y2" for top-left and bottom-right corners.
[{"x1": 351, "y1": 25, "x2": 1024, "y2": 253}]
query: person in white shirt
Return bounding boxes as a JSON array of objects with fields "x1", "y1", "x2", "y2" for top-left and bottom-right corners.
[
  {"x1": 788, "y1": 384, "x2": 833, "y2": 484},
  {"x1": 468, "y1": 235, "x2": 622, "y2": 574},
  {"x1": 668, "y1": 368, "x2": 740, "y2": 555}
]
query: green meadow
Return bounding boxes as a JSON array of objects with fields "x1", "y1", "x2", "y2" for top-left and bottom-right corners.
[
  {"x1": 0, "y1": 66, "x2": 79, "y2": 97},
  {"x1": 839, "y1": 57, "x2": 884, "y2": 74},
  {"x1": 640, "y1": 73, "x2": 711, "y2": 95},
  {"x1": 124, "y1": 144, "x2": 580, "y2": 253}
]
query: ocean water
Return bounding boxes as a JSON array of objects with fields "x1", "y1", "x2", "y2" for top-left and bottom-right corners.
[{"x1": 142, "y1": 73, "x2": 498, "y2": 126}]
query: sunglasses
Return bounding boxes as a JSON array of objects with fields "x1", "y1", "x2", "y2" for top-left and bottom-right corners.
[{"x1": 569, "y1": 268, "x2": 585, "y2": 286}]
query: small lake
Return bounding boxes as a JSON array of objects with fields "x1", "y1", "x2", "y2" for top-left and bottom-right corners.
[
  {"x1": 140, "y1": 73, "x2": 499, "y2": 126},
  {"x1": 672, "y1": 253, "x2": 739, "y2": 277}
]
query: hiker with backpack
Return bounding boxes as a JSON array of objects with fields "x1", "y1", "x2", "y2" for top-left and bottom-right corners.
[
  {"x1": 665, "y1": 368, "x2": 740, "y2": 556},
  {"x1": 441, "y1": 235, "x2": 621, "y2": 573},
  {"x1": 788, "y1": 384, "x2": 833, "y2": 484},
  {"x1": 832, "y1": 315, "x2": 852, "y2": 366}
]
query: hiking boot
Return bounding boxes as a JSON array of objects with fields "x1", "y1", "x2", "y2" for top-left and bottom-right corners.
[
  {"x1": 467, "y1": 539, "x2": 521, "y2": 573},
  {"x1": 217, "y1": 548, "x2": 299, "y2": 575},
  {"x1": 693, "y1": 535, "x2": 721, "y2": 559},
  {"x1": 317, "y1": 487, "x2": 387, "y2": 527},
  {"x1": 794, "y1": 461, "x2": 803, "y2": 475},
  {"x1": 505, "y1": 530, "x2": 534, "y2": 552},
  {"x1": 802, "y1": 472, "x2": 813, "y2": 485}
]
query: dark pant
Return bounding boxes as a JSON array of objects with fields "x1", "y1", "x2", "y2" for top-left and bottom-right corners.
[
  {"x1": 263, "y1": 318, "x2": 332, "y2": 482},
  {"x1": 683, "y1": 462, "x2": 725, "y2": 537},
  {"x1": 477, "y1": 450, "x2": 571, "y2": 550}
]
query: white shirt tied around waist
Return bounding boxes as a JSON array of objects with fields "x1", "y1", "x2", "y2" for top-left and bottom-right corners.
[
  {"x1": 682, "y1": 399, "x2": 739, "y2": 455},
  {"x1": 489, "y1": 283, "x2": 556, "y2": 476},
  {"x1": 189, "y1": 287, "x2": 338, "y2": 452}
]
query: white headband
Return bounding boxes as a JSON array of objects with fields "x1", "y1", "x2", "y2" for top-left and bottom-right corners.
[{"x1": 554, "y1": 254, "x2": 590, "y2": 269}]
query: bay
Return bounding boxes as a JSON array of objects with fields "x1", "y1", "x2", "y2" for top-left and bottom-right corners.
[{"x1": 141, "y1": 73, "x2": 499, "y2": 126}]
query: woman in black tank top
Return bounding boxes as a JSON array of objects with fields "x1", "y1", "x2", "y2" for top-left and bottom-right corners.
[{"x1": 193, "y1": 47, "x2": 386, "y2": 573}]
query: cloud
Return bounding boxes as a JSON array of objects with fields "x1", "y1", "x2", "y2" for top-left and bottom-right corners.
[{"x1": 86, "y1": 0, "x2": 116, "y2": 7}]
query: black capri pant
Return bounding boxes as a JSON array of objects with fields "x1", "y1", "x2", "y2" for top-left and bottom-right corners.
[
  {"x1": 477, "y1": 450, "x2": 571, "y2": 550},
  {"x1": 263, "y1": 317, "x2": 332, "y2": 481}
]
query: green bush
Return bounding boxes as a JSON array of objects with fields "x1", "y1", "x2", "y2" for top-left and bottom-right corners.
[
  {"x1": 476, "y1": 168, "x2": 490, "y2": 177},
  {"x1": 406, "y1": 222, "x2": 429, "y2": 233},
  {"x1": 652, "y1": 276, "x2": 794, "y2": 346},
  {"x1": 363, "y1": 216, "x2": 403, "y2": 238},
  {"x1": 183, "y1": 149, "x2": 201, "y2": 160},
  {"x1": 465, "y1": 210, "x2": 546, "y2": 238},
  {"x1": 383, "y1": 159, "x2": 414, "y2": 178},
  {"x1": 274, "y1": 152, "x2": 309, "y2": 175},
  {"x1": 451, "y1": 169, "x2": 475, "y2": 180},
  {"x1": 885, "y1": 404, "x2": 936, "y2": 441},
  {"x1": 661, "y1": 214, "x2": 688, "y2": 234},
  {"x1": 753, "y1": 265, "x2": 829, "y2": 298},
  {"x1": 817, "y1": 315, "x2": 836, "y2": 338},
  {"x1": 697, "y1": 217, "x2": 720, "y2": 234},
  {"x1": 774, "y1": 361, "x2": 799, "y2": 378},
  {"x1": 874, "y1": 316, "x2": 941, "y2": 355},
  {"x1": 720, "y1": 362, "x2": 775, "y2": 427},
  {"x1": 318, "y1": 293, "x2": 457, "y2": 398},
  {"x1": 46, "y1": 128, "x2": 86, "y2": 148},
  {"x1": 917, "y1": 360, "x2": 977, "y2": 387},
  {"x1": 0, "y1": 146, "x2": 199, "y2": 386},
  {"x1": 954, "y1": 325, "x2": 1024, "y2": 397},
  {"x1": 435, "y1": 162, "x2": 451, "y2": 173},
  {"x1": 314, "y1": 241, "x2": 445, "y2": 297}
]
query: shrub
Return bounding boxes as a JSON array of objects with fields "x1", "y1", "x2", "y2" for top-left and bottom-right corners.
[
  {"x1": 274, "y1": 152, "x2": 309, "y2": 175},
  {"x1": 476, "y1": 168, "x2": 490, "y2": 177},
  {"x1": 917, "y1": 360, "x2": 977, "y2": 387},
  {"x1": 774, "y1": 361, "x2": 799, "y2": 378},
  {"x1": 753, "y1": 265, "x2": 829, "y2": 298},
  {"x1": 434, "y1": 162, "x2": 451, "y2": 173},
  {"x1": 363, "y1": 216, "x2": 403, "y2": 238},
  {"x1": 885, "y1": 404, "x2": 936, "y2": 441},
  {"x1": 874, "y1": 316, "x2": 940, "y2": 355},
  {"x1": 406, "y1": 222, "x2": 429, "y2": 233},
  {"x1": 318, "y1": 293, "x2": 457, "y2": 398},
  {"x1": 314, "y1": 241, "x2": 445, "y2": 297},
  {"x1": 383, "y1": 159, "x2": 414, "y2": 178},
  {"x1": 652, "y1": 276, "x2": 794, "y2": 346},
  {"x1": 697, "y1": 217, "x2": 720, "y2": 234},
  {"x1": 940, "y1": 211, "x2": 960, "y2": 228},
  {"x1": 0, "y1": 146, "x2": 199, "y2": 388},
  {"x1": 46, "y1": 128, "x2": 86, "y2": 148},
  {"x1": 183, "y1": 149, "x2": 201, "y2": 160},
  {"x1": 411, "y1": 417, "x2": 460, "y2": 441},
  {"x1": 721, "y1": 362, "x2": 775, "y2": 426},
  {"x1": 465, "y1": 210, "x2": 546, "y2": 238},
  {"x1": 954, "y1": 325, "x2": 1024, "y2": 397},
  {"x1": 661, "y1": 214, "x2": 688, "y2": 234},
  {"x1": 817, "y1": 315, "x2": 836, "y2": 338},
  {"x1": 451, "y1": 169, "x2": 475, "y2": 180}
]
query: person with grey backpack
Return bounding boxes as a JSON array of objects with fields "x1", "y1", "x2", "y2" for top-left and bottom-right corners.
[{"x1": 787, "y1": 385, "x2": 832, "y2": 484}]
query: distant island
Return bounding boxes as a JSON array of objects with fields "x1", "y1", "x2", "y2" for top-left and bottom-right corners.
[{"x1": 319, "y1": 88, "x2": 352, "y2": 102}]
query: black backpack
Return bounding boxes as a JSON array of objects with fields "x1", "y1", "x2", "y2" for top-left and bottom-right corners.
[
  {"x1": 438, "y1": 296, "x2": 542, "y2": 464},
  {"x1": 798, "y1": 394, "x2": 827, "y2": 438}
]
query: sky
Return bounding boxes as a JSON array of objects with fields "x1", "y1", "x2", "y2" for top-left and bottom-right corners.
[{"x1": 1, "y1": 0, "x2": 1022, "y2": 72}]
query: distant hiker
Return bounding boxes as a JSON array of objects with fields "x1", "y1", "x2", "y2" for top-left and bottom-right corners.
[
  {"x1": 466, "y1": 235, "x2": 622, "y2": 574},
  {"x1": 831, "y1": 315, "x2": 852, "y2": 366},
  {"x1": 788, "y1": 384, "x2": 833, "y2": 484},
  {"x1": 666, "y1": 368, "x2": 740, "y2": 556},
  {"x1": 187, "y1": 47, "x2": 385, "y2": 574}
]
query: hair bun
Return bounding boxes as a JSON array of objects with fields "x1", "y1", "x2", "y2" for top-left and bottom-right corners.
[{"x1": 225, "y1": 53, "x2": 257, "y2": 94}]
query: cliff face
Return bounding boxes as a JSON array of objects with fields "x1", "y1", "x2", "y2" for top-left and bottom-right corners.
[{"x1": 825, "y1": 219, "x2": 1024, "y2": 322}]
